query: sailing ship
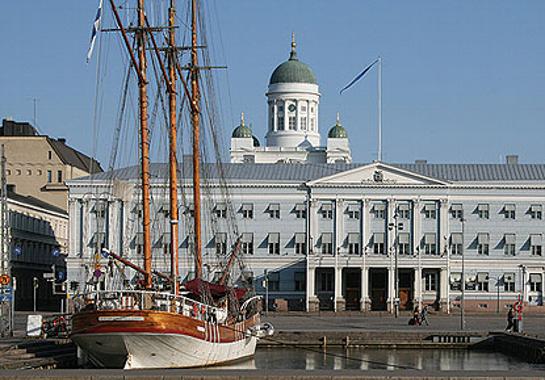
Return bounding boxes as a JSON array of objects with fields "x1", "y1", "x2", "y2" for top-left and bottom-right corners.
[{"x1": 70, "y1": 0, "x2": 272, "y2": 369}]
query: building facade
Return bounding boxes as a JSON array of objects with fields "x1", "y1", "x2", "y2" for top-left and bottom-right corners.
[
  {"x1": 66, "y1": 159, "x2": 545, "y2": 313},
  {"x1": 0, "y1": 119, "x2": 102, "y2": 211}
]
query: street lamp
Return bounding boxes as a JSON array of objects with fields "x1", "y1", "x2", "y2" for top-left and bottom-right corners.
[
  {"x1": 388, "y1": 213, "x2": 402, "y2": 318},
  {"x1": 460, "y1": 213, "x2": 466, "y2": 330},
  {"x1": 487, "y1": 275, "x2": 501, "y2": 314}
]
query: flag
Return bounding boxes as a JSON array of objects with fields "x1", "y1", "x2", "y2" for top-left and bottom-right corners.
[
  {"x1": 86, "y1": 0, "x2": 104, "y2": 63},
  {"x1": 340, "y1": 58, "x2": 379, "y2": 94}
]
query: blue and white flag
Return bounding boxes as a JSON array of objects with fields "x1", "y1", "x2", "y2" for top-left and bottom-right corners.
[
  {"x1": 340, "y1": 58, "x2": 379, "y2": 94},
  {"x1": 86, "y1": 0, "x2": 104, "y2": 63}
]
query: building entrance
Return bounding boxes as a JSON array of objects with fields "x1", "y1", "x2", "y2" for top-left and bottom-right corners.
[
  {"x1": 369, "y1": 268, "x2": 388, "y2": 311},
  {"x1": 343, "y1": 268, "x2": 361, "y2": 310},
  {"x1": 398, "y1": 269, "x2": 414, "y2": 311},
  {"x1": 315, "y1": 268, "x2": 334, "y2": 311}
]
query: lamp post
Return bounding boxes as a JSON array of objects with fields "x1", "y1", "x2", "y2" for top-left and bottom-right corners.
[
  {"x1": 389, "y1": 212, "x2": 401, "y2": 318},
  {"x1": 460, "y1": 213, "x2": 466, "y2": 330}
]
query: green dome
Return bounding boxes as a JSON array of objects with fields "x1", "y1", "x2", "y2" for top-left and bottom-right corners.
[
  {"x1": 269, "y1": 37, "x2": 317, "y2": 85},
  {"x1": 232, "y1": 113, "x2": 252, "y2": 138},
  {"x1": 328, "y1": 118, "x2": 348, "y2": 138}
]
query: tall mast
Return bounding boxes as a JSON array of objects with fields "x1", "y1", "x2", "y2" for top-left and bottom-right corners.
[
  {"x1": 137, "y1": 0, "x2": 153, "y2": 289},
  {"x1": 168, "y1": 0, "x2": 180, "y2": 295},
  {"x1": 190, "y1": 0, "x2": 203, "y2": 279}
]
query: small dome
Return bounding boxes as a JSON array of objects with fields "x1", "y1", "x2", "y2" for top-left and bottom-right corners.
[
  {"x1": 252, "y1": 135, "x2": 260, "y2": 147},
  {"x1": 232, "y1": 113, "x2": 252, "y2": 138},
  {"x1": 328, "y1": 114, "x2": 348, "y2": 138},
  {"x1": 269, "y1": 34, "x2": 317, "y2": 85}
]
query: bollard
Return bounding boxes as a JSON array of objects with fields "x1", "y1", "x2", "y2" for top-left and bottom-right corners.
[
  {"x1": 344, "y1": 336, "x2": 350, "y2": 348},
  {"x1": 321, "y1": 335, "x2": 327, "y2": 349}
]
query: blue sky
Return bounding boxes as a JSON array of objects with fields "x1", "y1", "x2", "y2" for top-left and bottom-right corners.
[{"x1": 1, "y1": 1, "x2": 544, "y2": 167}]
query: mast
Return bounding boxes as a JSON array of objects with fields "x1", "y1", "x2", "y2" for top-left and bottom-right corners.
[
  {"x1": 190, "y1": 0, "x2": 203, "y2": 279},
  {"x1": 137, "y1": 0, "x2": 153, "y2": 289},
  {"x1": 168, "y1": 0, "x2": 180, "y2": 294}
]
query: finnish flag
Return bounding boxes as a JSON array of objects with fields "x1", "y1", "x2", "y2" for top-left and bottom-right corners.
[{"x1": 86, "y1": 0, "x2": 104, "y2": 63}]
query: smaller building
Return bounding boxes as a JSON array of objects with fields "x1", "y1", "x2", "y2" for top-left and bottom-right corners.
[{"x1": 2, "y1": 187, "x2": 68, "y2": 311}]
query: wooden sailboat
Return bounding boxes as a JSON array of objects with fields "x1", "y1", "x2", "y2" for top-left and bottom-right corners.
[{"x1": 70, "y1": 0, "x2": 270, "y2": 369}]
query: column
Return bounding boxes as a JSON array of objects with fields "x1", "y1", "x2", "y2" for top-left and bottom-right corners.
[
  {"x1": 439, "y1": 199, "x2": 449, "y2": 257},
  {"x1": 440, "y1": 267, "x2": 448, "y2": 312},
  {"x1": 387, "y1": 266, "x2": 395, "y2": 313},
  {"x1": 360, "y1": 267, "x2": 370, "y2": 311},
  {"x1": 412, "y1": 200, "x2": 421, "y2": 256},
  {"x1": 413, "y1": 267, "x2": 421, "y2": 307},
  {"x1": 307, "y1": 266, "x2": 319, "y2": 312},
  {"x1": 335, "y1": 266, "x2": 345, "y2": 312},
  {"x1": 363, "y1": 199, "x2": 370, "y2": 254},
  {"x1": 335, "y1": 198, "x2": 344, "y2": 255}
]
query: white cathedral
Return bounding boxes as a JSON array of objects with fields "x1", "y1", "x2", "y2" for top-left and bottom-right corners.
[{"x1": 230, "y1": 36, "x2": 352, "y2": 164}]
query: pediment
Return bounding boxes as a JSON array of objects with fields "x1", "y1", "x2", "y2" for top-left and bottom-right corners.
[{"x1": 308, "y1": 162, "x2": 448, "y2": 186}]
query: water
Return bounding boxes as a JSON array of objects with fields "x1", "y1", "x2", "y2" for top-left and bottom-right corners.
[{"x1": 211, "y1": 348, "x2": 545, "y2": 371}]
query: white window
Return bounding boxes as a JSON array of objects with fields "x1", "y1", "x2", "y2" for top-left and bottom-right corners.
[
  {"x1": 321, "y1": 233, "x2": 333, "y2": 254},
  {"x1": 423, "y1": 233, "x2": 437, "y2": 255},
  {"x1": 398, "y1": 233, "x2": 410, "y2": 255},
  {"x1": 451, "y1": 233, "x2": 463, "y2": 255},
  {"x1": 374, "y1": 203, "x2": 386, "y2": 219},
  {"x1": 477, "y1": 204, "x2": 489, "y2": 219},
  {"x1": 450, "y1": 272, "x2": 462, "y2": 291},
  {"x1": 241, "y1": 233, "x2": 253, "y2": 255},
  {"x1": 294, "y1": 203, "x2": 306, "y2": 219},
  {"x1": 423, "y1": 271, "x2": 438, "y2": 291},
  {"x1": 373, "y1": 233, "x2": 385, "y2": 254},
  {"x1": 288, "y1": 116, "x2": 297, "y2": 130},
  {"x1": 450, "y1": 204, "x2": 463, "y2": 219},
  {"x1": 504, "y1": 234, "x2": 516, "y2": 256},
  {"x1": 268, "y1": 233, "x2": 280, "y2": 255},
  {"x1": 530, "y1": 234, "x2": 542, "y2": 256},
  {"x1": 269, "y1": 203, "x2": 280, "y2": 219},
  {"x1": 529, "y1": 274, "x2": 542, "y2": 292},
  {"x1": 530, "y1": 205, "x2": 542, "y2": 220},
  {"x1": 347, "y1": 204, "x2": 360, "y2": 219},
  {"x1": 423, "y1": 203, "x2": 436, "y2": 219},
  {"x1": 321, "y1": 203, "x2": 333, "y2": 219},
  {"x1": 310, "y1": 118, "x2": 315, "y2": 130},
  {"x1": 295, "y1": 233, "x2": 306, "y2": 254},
  {"x1": 397, "y1": 204, "x2": 410, "y2": 219},
  {"x1": 300, "y1": 117, "x2": 307, "y2": 130},
  {"x1": 503, "y1": 273, "x2": 515, "y2": 292},
  {"x1": 504, "y1": 204, "x2": 516, "y2": 219},
  {"x1": 215, "y1": 203, "x2": 227, "y2": 218},
  {"x1": 477, "y1": 233, "x2": 489, "y2": 255},
  {"x1": 215, "y1": 233, "x2": 227, "y2": 255},
  {"x1": 277, "y1": 116, "x2": 284, "y2": 130},
  {"x1": 347, "y1": 233, "x2": 360, "y2": 255},
  {"x1": 241, "y1": 203, "x2": 253, "y2": 219},
  {"x1": 476, "y1": 272, "x2": 489, "y2": 291}
]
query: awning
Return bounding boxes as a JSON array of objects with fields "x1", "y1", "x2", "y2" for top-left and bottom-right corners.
[
  {"x1": 374, "y1": 203, "x2": 386, "y2": 211},
  {"x1": 295, "y1": 203, "x2": 306, "y2": 211},
  {"x1": 451, "y1": 203, "x2": 463, "y2": 211},
  {"x1": 322, "y1": 203, "x2": 332, "y2": 211},
  {"x1": 504, "y1": 234, "x2": 516, "y2": 244},
  {"x1": 398, "y1": 204, "x2": 410, "y2": 211},
  {"x1": 530, "y1": 273, "x2": 542, "y2": 283},
  {"x1": 477, "y1": 272, "x2": 488, "y2": 282},
  {"x1": 216, "y1": 203, "x2": 227, "y2": 211},
  {"x1": 269, "y1": 203, "x2": 280, "y2": 211},
  {"x1": 241, "y1": 203, "x2": 253, "y2": 211},
  {"x1": 504, "y1": 204, "x2": 516, "y2": 212},
  {"x1": 504, "y1": 273, "x2": 515, "y2": 282},
  {"x1": 160, "y1": 232, "x2": 170, "y2": 244},
  {"x1": 241, "y1": 232, "x2": 253, "y2": 243},
  {"x1": 215, "y1": 233, "x2": 227, "y2": 243},
  {"x1": 451, "y1": 233, "x2": 463, "y2": 244},
  {"x1": 268, "y1": 233, "x2": 280, "y2": 243},
  {"x1": 531, "y1": 204, "x2": 542, "y2": 212},
  {"x1": 424, "y1": 233, "x2": 436, "y2": 244},
  {"x1": 347, "y1": 204, "x2": 359, "y2": 212},
  {"x1": 398, "y1": 233, "x2": 410, "y2": 244},
  {"x1": 374, "y1": 233, "x2": 385, "y2": 244},
  {"x1": 322, "y1": 233, "x2": 332, "y2": 244},
  {"x1": 477, "y1": 233, "x2": 489, "y2": 244},
  {"x1": 530, "y1": 234, "x2": 542, "y2": 245},
  {"x1": 348, "y1": 233, "x2": 360, "y2": 244},
  {"x1": 477, "y1": 204, "x2": 489, "y2": 211},
  {"x1": 424, "y1": 203, "x2": 435, "y2": 211},
  {"x1": 295, "y1": 233, "x2": 306, "y2": 243},
  {"x1": 450, "y1": 272, "x2": 462, "y2": 282}
]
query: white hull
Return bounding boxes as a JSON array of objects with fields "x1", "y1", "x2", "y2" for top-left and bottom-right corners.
[{"x1": 73, "y1": 331, "x2": 257, "y2": 369}]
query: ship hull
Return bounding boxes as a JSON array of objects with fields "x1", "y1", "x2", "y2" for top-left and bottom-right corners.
[{"x1": 71, "y1": 309, "x2": 259, "y2": 369}]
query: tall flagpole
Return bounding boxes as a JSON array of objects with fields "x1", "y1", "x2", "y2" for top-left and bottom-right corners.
[{"x1": 377, "y1": 56, "x2": 382, "y2": 162}]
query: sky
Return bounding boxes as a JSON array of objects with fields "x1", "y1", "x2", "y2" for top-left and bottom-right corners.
[{"x1": 1, "y1": 1, "x2": 544, "y2": 167}]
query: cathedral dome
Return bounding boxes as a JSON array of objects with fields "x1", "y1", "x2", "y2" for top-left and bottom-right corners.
[
  {"x1": 328, "y1": 115, "x2": 348, "y2": 138},
  {"x1": 232, "y1": 113, "x2": 252, "y2": 138},
  {"x1": 269, "y1": 36, "x2": 317, "y2": 85}
]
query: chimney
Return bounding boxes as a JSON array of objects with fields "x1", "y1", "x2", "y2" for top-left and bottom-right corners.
[
  {"x1": 58, "y1": 138, "x2": 66, "y2": 144},
  {"x1": 506, "y1": 155, "x2": 519, "y2": 165},
  {"x1": 415, "y1": 159, "x2": 427, "y2": 165}
]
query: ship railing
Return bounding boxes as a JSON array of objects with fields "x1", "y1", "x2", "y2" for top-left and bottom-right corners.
[{"x1": 77, "y1": 290, "x2": 226, "y2": 323}]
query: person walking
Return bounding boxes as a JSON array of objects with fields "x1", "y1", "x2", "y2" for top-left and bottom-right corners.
[
  {"x1": 412, "y1": 306, "x2": 421, "y2": 326},
  {"x1": 505, "y1": 306, "x2": 515, "y2": 332},
  {"x1": 420, "y1": 305, "x2": 430, "y2": 326}
]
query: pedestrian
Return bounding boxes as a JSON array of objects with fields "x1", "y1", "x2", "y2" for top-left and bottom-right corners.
[
  {"x1": 505, "y1": 306, "x2": 514, "y2": 332},
  {"x1": 420, "y1": 305, "x2": 430, "y2": 326},
  {"x1": 413, "y1": 306, "x2": 421, "y2": 326}
]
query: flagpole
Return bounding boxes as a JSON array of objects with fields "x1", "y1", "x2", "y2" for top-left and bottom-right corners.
[{"x1": 377, "y1": 56, "x2": 382, "y2": 162}]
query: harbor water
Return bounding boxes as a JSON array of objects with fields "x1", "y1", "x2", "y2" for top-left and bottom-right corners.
[{"x1": 210, "y1": 347, "x2": 545, "y2": 371}]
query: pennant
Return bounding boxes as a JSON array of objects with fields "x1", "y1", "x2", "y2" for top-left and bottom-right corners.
[{"x1": 340, "y1": 58, "x2": 379, "y2": 94}]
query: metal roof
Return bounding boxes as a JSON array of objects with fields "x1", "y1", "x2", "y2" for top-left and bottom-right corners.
[{"x1": 71, "y1": 162, "x2": 545, "y2": 184}]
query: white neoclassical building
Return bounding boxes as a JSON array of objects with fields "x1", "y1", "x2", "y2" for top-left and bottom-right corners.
[{"x1": 230, "y1": 36, "x2": 351, "y2": 164}]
